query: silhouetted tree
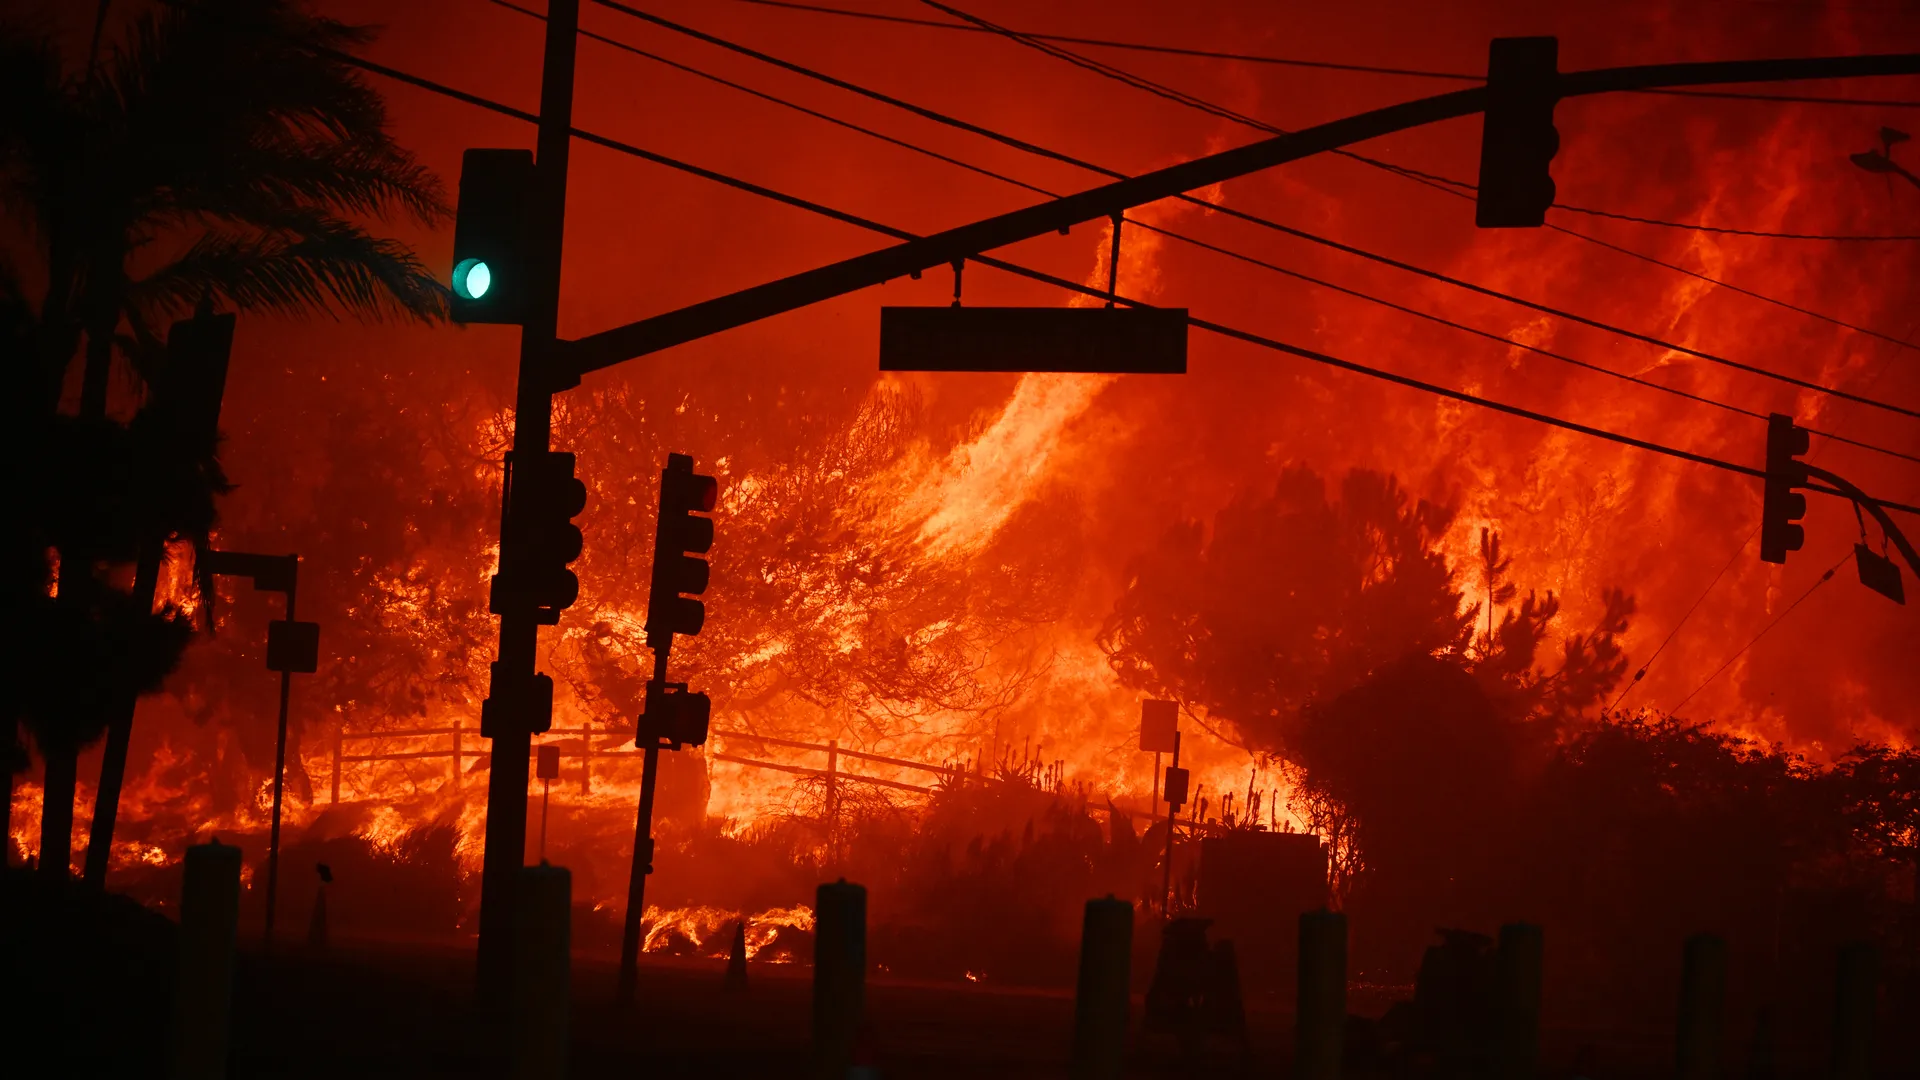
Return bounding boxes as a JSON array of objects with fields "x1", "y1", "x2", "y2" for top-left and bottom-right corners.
[
  {"x1": 1098, "y1": 466, "x2": 1473, "y2": 750},
  {"x1": 0, "y1": 0, "x2": 447, "y2": 875}
]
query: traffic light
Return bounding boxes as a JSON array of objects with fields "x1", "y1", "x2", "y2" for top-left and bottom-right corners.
[
  {"x1": 155, "y1": 307, "x2": 235, "y2": 446},
  {"x1": 481, "y1": 663, "x2": 554, "y2": 737},
  {"x1": 645, "y1": 453, "x2": 718, "y2": 650},
  {"x1": 1475, "y1": 37, "x2": 1560, "y2": 228},
  {"x1": 492, "y1": 450, "x2": 588, "y2": 623},
  {"x1": 638, "y1": 681, "x2": 711, "y2": 751},
  {"x1": 1760, "y1": 413, "x2": 1811, "y2": 564},
  {"x1": 450, "y1": 148, "x2": 535, "y2": 324}
]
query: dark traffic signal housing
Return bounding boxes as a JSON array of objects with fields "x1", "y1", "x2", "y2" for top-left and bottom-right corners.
[
  {"x1": 155, "y1": 308, "x2": 236, "y2": 445},
  {"x1": 492, "y1": 450, "x2": 588, "y2": 624},
  {"x1": 450, "y1": 148, "x2": 535, "y2": 325},
  {"x1": 1476, "y1": 37, "x2": 1561, "y2": 228},
  {"x1": 639, "y1": 681, "x2": 711, "y2": 751},
  {"x1": 1760, "y1": 413, "x2": 1811, "y2": 564},
  {"x1": 646, "y1": 453, "x2": 718, "y2": 650}
]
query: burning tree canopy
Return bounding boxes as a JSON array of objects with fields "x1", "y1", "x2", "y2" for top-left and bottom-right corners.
[{"x1": 3, "y1": 0, "x2": 1915, "y2": 1017}]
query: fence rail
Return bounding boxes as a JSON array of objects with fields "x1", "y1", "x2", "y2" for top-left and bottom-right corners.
[
  {"x1": 324, "y1": 722, "x2": 1229, "y2": 838},
  {"x1": 326, "y1": 722, "x2": 640, "y2": 802}
]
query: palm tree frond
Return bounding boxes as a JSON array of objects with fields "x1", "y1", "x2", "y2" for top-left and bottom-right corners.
[{"x1": 129, "y1": 216, "x2": 450, "y2": 324}]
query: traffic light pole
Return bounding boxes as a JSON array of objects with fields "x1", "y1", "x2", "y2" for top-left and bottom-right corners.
[
  {"x1": 617, "y1": 647, "x2": 671, "y2": 1006},
  {"x1": 1802, "y1": 462, "x2": 1920, "y2": 578},
  {"x1": 263, "y1": 575, "x2": 298, "y2": 949},
  {"x1": 475, "y1": 0, "x2": 578, "y2": 1009},
  {"x1": 1163, "y1": 732, "x2": 1180, "y2": 919},
  {"x1": 561, "y1": 51, "x2": 1920, "y2": 377}
]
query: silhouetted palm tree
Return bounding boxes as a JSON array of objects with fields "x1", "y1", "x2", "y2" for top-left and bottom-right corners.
[{"x1": 1, "y1": 0, "x2": 450, "y2": 878}]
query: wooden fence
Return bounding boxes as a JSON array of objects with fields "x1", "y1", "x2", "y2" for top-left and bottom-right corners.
[{"x1": 324, "y1": 723, "x2": 1223, "y2": 838}]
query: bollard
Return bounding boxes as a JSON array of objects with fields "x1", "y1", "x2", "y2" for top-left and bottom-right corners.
[
  {"x1": 512, "y1": 864, "x2": 571, "y2": 1080},
  {"x1": 1747, "y1": 1005, "x2": 1777, "y2": 1080},
  {"x1": 170, "y1": 839, "x2": 242, "y2": 1080},
  {"x1": 307, "y1": 883, "x2": 329, "y2": 950},
  {"x1": 814, "y1": 879, "x2": 868, "y2": 1080},
  {"x1": 1070, "y1": 896, "x2": 1134, "y2": 1080},
  {"x1": 1295, "y1": 909, "x2": 1346, "y2": 1080},
  {"x1": 1493, "y1": 923, "x2": 1543, "y2": 1080},
  {"x1": 1831, "y1": 941, "x2": 1877, "y2": 1080},
  {"x1": 1676, "y1": 934, "x2": 1727, "y2": 1080},
  {"x1": 725, "y1": 920, "x2": 749, "y2": 994}
]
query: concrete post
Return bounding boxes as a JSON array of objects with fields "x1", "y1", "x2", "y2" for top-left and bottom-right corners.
[
  {"x1": 1295, "y1": 909, "x2": 1346, "y2": 1080},
  {"x1": 512, "y1": 864, "x2": 571, "y2": 1080},
  {"x1": 1831, "y1": 941, "x2": 1877, "y2": 1080},
  {"x1": 1676, "y1": 933, "x2": 1727, "y2": 1080},
  {"x1": 1070, "y1": 896, "x2": 1133, "y2": 1080},
  {"x1": 1494, "y1": 923, "x2": 1544, "y2": 1080},
  {"x1": 170, "y1": 840, "x2": 241, "y2": 1080},
  {"x1": 814, "y1": 878, "x2": 867, "y2": 1079}
]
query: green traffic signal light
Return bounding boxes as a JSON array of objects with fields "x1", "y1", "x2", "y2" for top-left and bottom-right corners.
[
  {"x1": 449, "y1": 149, "x2": 532, "y2": 323},
  {"x1": 453, "y1": 258, "x2": 492, "y2": 301}
]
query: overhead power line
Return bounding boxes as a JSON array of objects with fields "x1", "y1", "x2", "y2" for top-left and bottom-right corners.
[
  {"x1": 1667, "y1": 548, "x2": 1850, "y2": 715},
  {"x1": 599, "y1": 0, "x2": 1920, "y2": 422},
  {"x1": 495, "y1": 0, "x2": 1920, "y2": 468},
  {"x1": 708, "y1": 8, "x2": 1920, "y2": 349},
  {"x1": 1541, "y1": 220, "x2": 1920, "y2": 350},
  {"x1": 916, "y1": 0, "x2": 1920, "y2": 243},
  {"x1": 1555, "y1": 203, "x2": 1920, "y2": 241},
  {"x1": 720, "y1": 0, "x2": 1920, "y2": 109},
  {"x1": 313, "y1": 36, "x2": 1920, "y2": 520},
  {"x1": 1394, "y1": 168, "x2": 1920, "y2": 240}
]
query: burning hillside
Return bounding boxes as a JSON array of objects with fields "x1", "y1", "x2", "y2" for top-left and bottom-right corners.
[{"x1": 5, "y1": 0, "x2": 1917, "y2": 1006}]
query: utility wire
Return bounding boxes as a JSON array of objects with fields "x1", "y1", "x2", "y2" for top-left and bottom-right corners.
[
  {"x1": 602, "y1": 0, "x2": 1920, "y2": 421},
  {"x1": 1667, "y1": 548, "x2": 1851, "y2": 714},
  {"x1": 1608, "y1": 327, "x2": 1913, "y2": 711},
  {"x1": 323, "y1": 35, "x2": 1920, "y2": 520},
  {"x1": 1607, "y1": 529, "x2": 1757, "y2": 714},
  {"x1": 499, "y1": 0, "x2": 1920, "y2": 466},
  {"x1": 919, "y1": 0, "x2": 1920, "y2": 242},
  {"x1": 712, "y1": 6, "x2": 1920, "y2": 350},
  {"x1": 720, "y1": 0, "x2": 1920, "y2": 109},
  {"x1": 1541, "y1": 220, "x2": 1920, "y2": 351},
  {"x1": 1555, "y1": 205, "x2": 1920, "y2": 242},
  {"x1": 1375, "y1": 167, "x2": 1920, "y2": 240}
]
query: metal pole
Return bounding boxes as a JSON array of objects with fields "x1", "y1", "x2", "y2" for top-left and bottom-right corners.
[
  {"x1": 264, "y1": 574, "x2": 297, "y2": 949},
  {"x1": 476, "y1": 0, "x2": 577, "y2": 1007},
  {"x1": 826, "y1": 739, "x2": 838, "y2": 868},
  {"x1": 618, "y1": 746, "x2": 662, "y2": 1005},
  {"x1": 617, "y1": 649, "x2": 670, "y2": 1005},
  {"x1": 1162, "y1": 732, "x2": 1179, "y2": 918},
  {"x1": 330, "y1": 724, "x2": 342, "y2": 803},
  {"x1": 539, "y1": 775, "x2": 551, "y2": 863}
]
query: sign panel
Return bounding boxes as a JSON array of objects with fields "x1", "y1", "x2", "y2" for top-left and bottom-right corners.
[
  {"x1": 1855, "y1": 544, "x2": 1905, "y2": 604},
  {"x1": 1140, "y1": 699, "x2": 1179, "y2": 753},
  {"x1": 879, "y1": 306, "x2": 1188, "y2": 374},
  {"x1": 266, "y1": 619, "x2": 320, "y2": 674},
  {"x1": 1163, "y1": 765, "x2": 1191, "y2": 808}
]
